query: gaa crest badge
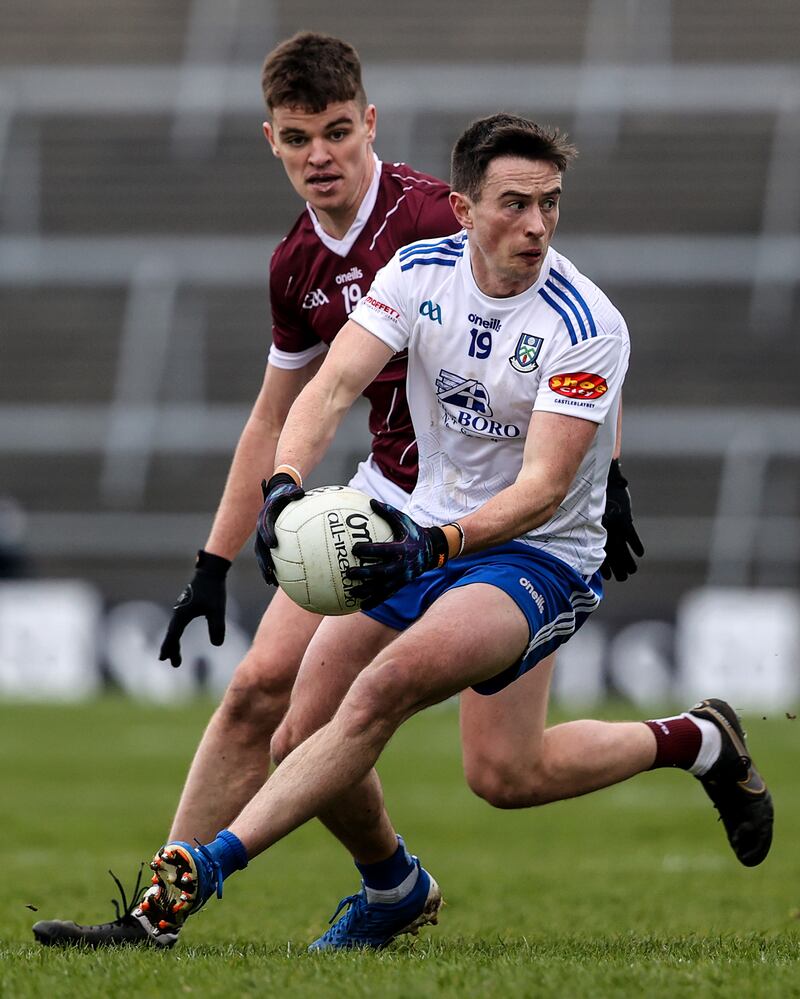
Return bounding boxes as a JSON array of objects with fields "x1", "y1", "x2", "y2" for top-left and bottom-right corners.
[{"x1": 509, "y1": 333, "x2": 544, "y2": 373}]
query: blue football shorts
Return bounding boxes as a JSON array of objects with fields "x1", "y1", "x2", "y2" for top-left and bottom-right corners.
[{"x1": 363, "y1": 541, "x2": 603, "y2": 695}]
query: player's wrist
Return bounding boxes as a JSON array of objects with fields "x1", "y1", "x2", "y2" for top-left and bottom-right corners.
[
  {"x1": 442, "y1": 522, "x2": 466, "y2": 560},
  {"x1": 273, "y1": 463, "x2": 303, "y2": 487},
  {"x1": 196, "y1": 549, "x2": 232, "y2": 577},
  {"x1": 262, "y1": 471, "x2": 304, "y2": 500},
  {"x1": 426, "y1": 526, "x2": 450, "y2": 569}
]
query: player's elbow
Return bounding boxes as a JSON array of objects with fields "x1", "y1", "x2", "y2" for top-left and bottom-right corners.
[
  {"x1": 540, "y1": 491, "x2": 564, "y2": 524},
  {"x1": 521, "y1": 480, "x2": 567, "y2": 530}
]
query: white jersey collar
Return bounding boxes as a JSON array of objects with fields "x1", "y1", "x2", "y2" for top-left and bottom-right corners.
[{"x1": 306, "y1": 153, "x2": 382, "y2": 258}]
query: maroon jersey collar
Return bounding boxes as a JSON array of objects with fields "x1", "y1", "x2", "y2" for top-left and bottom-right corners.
[{"x1": 305, "y1": 153, "x2": 382, "y2": 258}]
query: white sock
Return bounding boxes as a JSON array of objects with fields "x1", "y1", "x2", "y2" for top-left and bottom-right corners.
[
  {"x1": 687, "y1": 714, "x2": 723, "y2": 776},
  {"x1": 363, "y1": 865, "x2": 419, "y2": 905}
]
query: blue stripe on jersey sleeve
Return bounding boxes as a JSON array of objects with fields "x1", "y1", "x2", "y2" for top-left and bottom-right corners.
[
  {"x1": 400, "y1": 257, "x2": 459, "y2": 272},
  {"x1": 549, "y1": 269, "x2": 598, "y2": 338},
  {"x1": 544, "y1": 279, "x2": 588, "y2": 341},
  {"x1": 538, "y1": 287, "x2": 578, "y2": 345}
]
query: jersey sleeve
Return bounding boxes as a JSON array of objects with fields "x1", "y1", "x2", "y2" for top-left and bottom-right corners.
[
  {"x1": 348, "y1": 253, "x2": 412, "y2": 354},
  {"x1": 533, "y1": 321, "x2": 630, "y2": 424},
  {"x1": 267, "y1": 252, "x2": 327, "y2": 370}
]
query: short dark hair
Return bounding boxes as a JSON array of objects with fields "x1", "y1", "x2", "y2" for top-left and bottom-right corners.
[
  {"x1": 451, "y1": 113, "x2": 577, "y2": 201},
  {"x1": 261, "y1": 32, "x2": 366, "y2": 113}
]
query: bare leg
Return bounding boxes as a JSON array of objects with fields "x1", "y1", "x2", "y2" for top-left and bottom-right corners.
[
  {"x1": 230, "y1": 584, "x2": 658, "y2": 859},
  {"x1": 460, "y1": 652, "x2": 657, "y2": 808},
  {"x1": 270, "y1": 611, "x2": 402, "y2": 863},
  {"x1": 169, "y1": 590, "x2": 322, "y2": 843},
  {"x1": 229, "y1": 584, "x2": 531, "y2": 858}
]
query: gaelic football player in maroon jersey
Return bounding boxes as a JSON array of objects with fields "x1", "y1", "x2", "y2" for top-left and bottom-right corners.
[{"x1": 33, "y1": 32, "x2": 643, "y2": 949}]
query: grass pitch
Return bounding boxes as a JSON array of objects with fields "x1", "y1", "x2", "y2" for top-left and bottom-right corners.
[{"x1": 1, "y1": 697, "x2": 798, "y2": 998}]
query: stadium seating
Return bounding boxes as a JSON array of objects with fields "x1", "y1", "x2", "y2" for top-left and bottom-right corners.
[{"x1": 1, "y1": 0, "x2": 798, "y2": 626}]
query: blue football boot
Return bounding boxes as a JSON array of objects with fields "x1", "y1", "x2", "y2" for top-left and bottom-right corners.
[
  {"x1": 308, "y1": 858, "x2": 442, "y2": 951},
  {"x1": 131, "y1": 841, "x2": 222, "y2": 946}
]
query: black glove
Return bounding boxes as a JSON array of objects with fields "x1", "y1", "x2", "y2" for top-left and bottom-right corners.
[
  {"x1": 159, "y1": 549, "x2": 232, "y2": 667},
  {"x1": 254, "y1": 472, "x2": 305, "y2": 586},
  {"x1": 345, "y1": 500, "x2": 449, "y2": 610},
  {"x1": 600, "y1": 458, "x2": 644, "y2": 582}
]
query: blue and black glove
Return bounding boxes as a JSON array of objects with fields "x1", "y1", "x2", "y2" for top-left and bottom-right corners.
[
  {"x1": 600, "y1": 458, "x2": 644, "y2": 582},
  {"x1": 254, "y1": 472, "x2": 304, "y2": 586},
  {"x1": 346, "y1": 500, "x2": 450, "y2": 610},
  {"x1": 159, "y1": 549, "x2": 232, "y2": 668}
]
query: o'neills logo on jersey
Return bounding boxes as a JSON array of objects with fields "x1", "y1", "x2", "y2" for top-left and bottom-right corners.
[
  {"x1": 549, "y1": 372, "x2": 608, "y2": 400},
  {"x1": 363, "y1": 295, "x2": 401, "y2": 323},
  {"x1": 435, "y1": 369, "x2": 521, "y2": 440},
  {"x1": 468, "y1": 312, "x2": 502, "y2": 331},
  {"x1": 335, "y1": 266, "x2": 364, "y2": 285}
]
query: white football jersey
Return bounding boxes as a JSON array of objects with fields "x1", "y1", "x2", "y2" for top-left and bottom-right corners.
[{"x1": 349, "y1": 231, "x2": 630, "y2": 574}]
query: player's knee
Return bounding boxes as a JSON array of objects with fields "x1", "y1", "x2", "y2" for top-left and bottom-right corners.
[
  {"x1": 464, "y1": 756, "x2": 552, "y2": 809},
  {"x1": 269, "y1": 718, "x2": 294, "y2": 766},
  {"x1": 217, "y1": 648, "x2": 297, "y2": 734},
  {"x1": 269, "y1": 706, "x2": 321, "y2": 766},
  {"x1": 338, "y1": 662, "x2": 409, "y2": 742}
]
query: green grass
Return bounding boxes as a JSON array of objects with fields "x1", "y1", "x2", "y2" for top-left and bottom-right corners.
[{"x1": 1, "y1": 698, "x2": 798, "y2": 997}]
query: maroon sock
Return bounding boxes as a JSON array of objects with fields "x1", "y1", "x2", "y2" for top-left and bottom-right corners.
[{"x1": 645, "y1": 715, "x2": 702, "y2": 770}]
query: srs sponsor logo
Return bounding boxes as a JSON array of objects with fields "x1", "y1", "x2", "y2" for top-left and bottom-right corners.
[{"x1": 549, "y1": 371, "x2": 608, "y2": 399}]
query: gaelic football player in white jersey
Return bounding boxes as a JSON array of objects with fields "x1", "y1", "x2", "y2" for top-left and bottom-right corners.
[
  {"x1": 34, "y1": 35, "x2": 646, "y2": 954},
  {"x1": 125, "y1": 114, "x2": 771, "y2": 951}
]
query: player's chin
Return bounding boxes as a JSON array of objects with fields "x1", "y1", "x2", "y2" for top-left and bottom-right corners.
[{"x1": 514, "y1": 253, "x2": 544, "y2": 278}]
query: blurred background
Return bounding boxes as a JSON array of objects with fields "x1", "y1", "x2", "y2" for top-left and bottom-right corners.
[{"x1": 1, "y1": 0, "x2": 798, "y2": 707}]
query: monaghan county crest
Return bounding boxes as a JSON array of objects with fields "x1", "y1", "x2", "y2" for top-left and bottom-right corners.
[{"x1": 509, "y1": 333, "x2": 544, "y2": 373}]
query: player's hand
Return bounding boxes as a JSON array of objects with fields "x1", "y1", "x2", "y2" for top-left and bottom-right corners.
[
  {"x1": 159, "y1": 549, "x2": 232, "y2": 667},
  {"x1": 600, "y1": 458, "x2": 644, "y2": 582},
  {"x1": 346, "y1": 500, "x2": 449, "y2": 610},
  {"x1": 254, "y1": 473, "x2": 305, "y2": 586}
]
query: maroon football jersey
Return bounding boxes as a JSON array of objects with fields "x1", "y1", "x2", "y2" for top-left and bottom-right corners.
[{"x1": 269, "y1": 161, "x2": 456, "y2": 493}]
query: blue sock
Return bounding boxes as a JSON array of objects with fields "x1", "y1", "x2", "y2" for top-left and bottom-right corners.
[
  {"x1": 201, "y1": 829, "x2": 249, "y2": 882},
  {"x1": 356, "y1": 835, "x2": 415, "y2": 891}
]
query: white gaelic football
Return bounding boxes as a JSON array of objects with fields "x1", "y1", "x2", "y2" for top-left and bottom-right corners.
[{"x1": 271, "y1": 485, "x2": 395, "y2": 616}]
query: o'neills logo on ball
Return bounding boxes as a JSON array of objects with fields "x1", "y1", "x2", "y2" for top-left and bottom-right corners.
[{"x1": 327, "y1": 511, "x2": 374, "y2": 607}]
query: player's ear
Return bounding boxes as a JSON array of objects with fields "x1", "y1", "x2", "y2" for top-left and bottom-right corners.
[
  {"x1": 450, "y1": 191, "x2": 473, "y2": 229},
  {"x1": 263, "y1": 121, "x2": 280, "y2": 157},
  {"x1": 363, "y1": 104, "x2": 377, "y2": 142}
]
